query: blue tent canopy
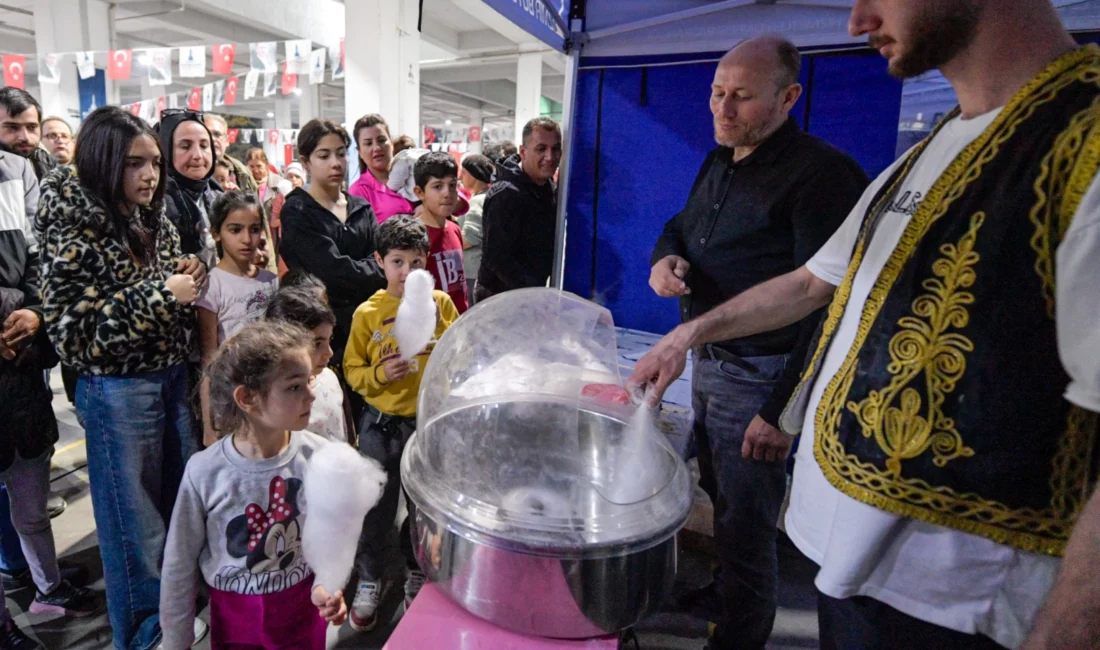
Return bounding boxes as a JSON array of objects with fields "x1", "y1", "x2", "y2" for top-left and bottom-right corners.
[{"x1": 483, "y1": 0, "x2": 1100, "y2": 332}]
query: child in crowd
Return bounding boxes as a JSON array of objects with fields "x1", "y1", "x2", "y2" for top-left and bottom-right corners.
[
  {"x1": 266, "y1": 286, "x2": 351, "y2": 444},
  {"x1": 197, "y1": 191, "x2": 279, "y2": 445},
  {"x1": 213, "y1": 159, "x2": 238, "y2": 191},
  {"x1": 159, "y1": 321, "x2": 345, "y2": 650},
  {"x1": 412, "y1": 152, "x2": 470, "y2": 313},
  {"x1": 342, "y1": 215, "x2": 460, "y2": 631}
]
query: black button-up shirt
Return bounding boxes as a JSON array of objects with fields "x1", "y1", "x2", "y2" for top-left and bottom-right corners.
[{"x1": 651, "y1": 118, "x2": 868, "y2": 423}]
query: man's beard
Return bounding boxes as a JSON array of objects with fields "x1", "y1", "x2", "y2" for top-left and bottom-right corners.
[{"x1": 877, "y1": 0, "x2": 981, "y2": 79}]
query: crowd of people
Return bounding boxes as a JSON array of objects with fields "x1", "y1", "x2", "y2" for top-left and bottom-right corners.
[
  {"x1": 2, "y1": 0, "x2": 1100, "y2": 649},
  {"x1": 0, "y1": 80, "x2": 563, "y2": 649}
]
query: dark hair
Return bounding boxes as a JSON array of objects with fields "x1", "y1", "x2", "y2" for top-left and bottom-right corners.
[
  {"x1": 265, "y1": 286, "x2": 336, "y2": 331},
  {"x1": 352, "y1": 114, "x2": 391, "y2": 173},
  {"x1": 413, "y1": 151, "x2": 458, "y2": 190},
  {"x1": 392, "y1": 135, "x2": 415, "y2": 156},
  {"x1": 376, "y1": 215, "x2": 429, "y2": 258},
  {"x1": 205, "y1": 321, "x2": 313, "y2": 436},
  {"x1": 521, "y1": 118, "x2": 560, "y2": 147},
  {"x1": 74, "y1": 106, "x2": 167, "y2": 267},
  {"x1": 41, "y1": 116, "x2": 72, "y2": 133},
  {"x1": 214, "y1": 158, "x2": 232, "y2": 172},
  {"x1": 280, "y1": 268, "x2": 327, "y2": 298},
  {"x1": 483, "y1": 141, "x2": 516, "y2": 165},
  {"x1": 0, "y1": 87, "x2": 42, "y2": 123},
  {"x1": 246, "y1": 147, "x2": 267, "y2": 163},
  {"x1": 298, "y1": 119, "x2": 350, "y2": 161},
  {"x1": 461, "y1": 154, "x2": 494, "y2": 185},
  {"x1": 210, "y1": 190, "x2": 264, "y2": 234}
]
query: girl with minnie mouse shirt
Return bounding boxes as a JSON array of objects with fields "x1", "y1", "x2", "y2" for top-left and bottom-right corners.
[{"x1": 160, "y1": 321, "x2": 345, "y2": 650}]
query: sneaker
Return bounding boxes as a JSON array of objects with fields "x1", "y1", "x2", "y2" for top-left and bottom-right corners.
[
  {"x1": 28, "y1": 580, "x2": 101, "y2": 617},
  {"x1": 0, "y1": 617, "x2": 42, "y2": 649},
  {"x1": 1, "y1": 561, "x2": 91, "y2": 593},
  {"x1": 349, "y1": 579, "x2": 382, "y2": 632},
  {"x1": 192, "y1": 618, "x2": 209, "y2": 646},
  {"x1": 46, "y1": 494, "x2": 66, "y2": 520},
  {"x1": 403, "y1": 568, "x2": 426, "y2": 609}
]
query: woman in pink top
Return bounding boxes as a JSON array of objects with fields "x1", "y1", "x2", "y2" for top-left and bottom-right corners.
[{"x1": 347, "y1": 114, "x2": 416, "y2": 223}]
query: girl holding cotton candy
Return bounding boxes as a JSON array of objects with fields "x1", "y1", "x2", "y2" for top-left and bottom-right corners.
[{"x1": 159, "y1": 321, "x2": 386, "y2": 650}]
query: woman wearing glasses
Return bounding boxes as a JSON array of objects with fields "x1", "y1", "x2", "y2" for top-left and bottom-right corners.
[{"x1": 36, "y1": 106, "x2": 206, "y2": 650}]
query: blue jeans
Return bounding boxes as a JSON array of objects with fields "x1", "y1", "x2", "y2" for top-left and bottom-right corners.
[
  {"x1": 0, "y1": 486, "x2": 28, "y2": 572},
  {"x1": 76, "y1": 364, "x2": 198, "y2": 650},
  {"x1": 692, "y1": 352, "x2": 789, "y2": 650}
]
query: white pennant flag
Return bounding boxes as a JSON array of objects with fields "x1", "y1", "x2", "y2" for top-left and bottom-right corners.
[
  {"x1": 168, "y1": 93, "x2": 179, "y2": 109},
  {"x1": 330, "y1": 40, "x2": 345, "y2": 81},
  {"x1": 262, "y1": 71, "x2": 277, "y2": 97},
  {"x1": 77, "y1": 52, "x2": 96, "y2": 80},
  {"x1": 244, "y1": 69, "x2": 259, "y2": 100},
  {"x1": 38, "y1": 53, "x2": 63, "y2": 84},
  {"x1": 202, "y1": 83, "x2": 214, "y2": 111},
  {"x1": 256, "y1": 129, "x2": 266, "y2": 145},
  {"x1": 240, "y1": 128, "x2": 253, "y2": 143},
  {"x1": 249, "y1": 42, "x2": 277, "y2": 74},
  {"x1": 308, "y1": 48, "x2": 326, "y2": 85},
  {"x1": 179, "y1": 46, "x2": 205, "y2": 78},
  {"x1": 214, "y1": 79, "x2": 226, "y2": 106},
  {"x1": 148, "y1": 48, "x2": 173, "y2": 86},
  {"x1": 284, "y1": 39, "x2": 311, "y2": 74},
  {"x1": 139, "y1": 99, "x2": 158, "y2": 124}
]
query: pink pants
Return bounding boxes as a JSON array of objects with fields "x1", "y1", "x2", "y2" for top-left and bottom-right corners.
[{"x1": 208, "y1": 575, "x2": 327, "y2": 650}]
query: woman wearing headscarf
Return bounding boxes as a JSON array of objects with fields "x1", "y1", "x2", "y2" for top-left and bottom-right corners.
[
  {"x1": 458, "y1": 153, "x2": 494, "y2": 303},
  {"x1": 159, "y1": 110, "x2": 219, "y2": 269}
]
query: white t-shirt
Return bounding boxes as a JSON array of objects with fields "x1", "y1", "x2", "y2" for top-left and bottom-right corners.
[
  {"x1": 195, "y1": 268, "x2": 279, "y2": 345},
  {"x1": 305, "y1": 368, "x2": 349, "y2": 444},
  {"x1": 787, "y1": 108, "x2": 1100, "y2": 649}
]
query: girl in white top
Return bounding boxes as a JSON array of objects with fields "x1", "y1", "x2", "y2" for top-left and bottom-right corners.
[
  {"x1": 198, "y1": 191, "x2": 279, "y2": 444},
  {"x1": 265, "y1": 279, "x2": 352, "y2": 444}
]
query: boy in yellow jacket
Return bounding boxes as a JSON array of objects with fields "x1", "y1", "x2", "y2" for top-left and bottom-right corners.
[{"x1": 342, "y1": 215, "x2": 459, "y2": 631}]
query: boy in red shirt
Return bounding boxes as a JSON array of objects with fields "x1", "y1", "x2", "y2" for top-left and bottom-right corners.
[{"x1": 413, "y1": 152, "x2": 469, "y2": 312}]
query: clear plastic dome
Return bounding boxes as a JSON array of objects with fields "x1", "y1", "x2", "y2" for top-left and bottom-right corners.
[{"x1": 404, "y1": 289, "x2": 692, "y2": 556}]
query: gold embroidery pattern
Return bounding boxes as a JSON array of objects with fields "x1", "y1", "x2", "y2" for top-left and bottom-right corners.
[
  {"x1": 809, "y1": 46, "x2": 1100, "y2": 557},
  {"x1": 1029, "y1": 93, "x2": 1100, "y2": 317},
  {"x1": 846, "y1": 213, "x2": 983, "y2": 477}
]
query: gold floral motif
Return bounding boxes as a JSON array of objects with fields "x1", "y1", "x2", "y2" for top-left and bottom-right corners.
[{"x1": 846, "y1": 213, "x2": 984, "y2": 477}]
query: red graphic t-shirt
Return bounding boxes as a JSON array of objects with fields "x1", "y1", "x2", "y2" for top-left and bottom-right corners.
[{"x1": 425, "y1": 219, "x2": 469, "y2": 313}]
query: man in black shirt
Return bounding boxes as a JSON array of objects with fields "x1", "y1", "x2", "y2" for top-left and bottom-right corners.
[{"x1": 647, "y1": 36, "x2": 868, "y2": 650}]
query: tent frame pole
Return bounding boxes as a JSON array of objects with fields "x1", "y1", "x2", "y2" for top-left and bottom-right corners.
[
  {"x1": 551, "y1": 20, "x2": 582, "y2": 290},
  {"x1": 586, "y1": 0, "x2": 755, "y2": 41}
]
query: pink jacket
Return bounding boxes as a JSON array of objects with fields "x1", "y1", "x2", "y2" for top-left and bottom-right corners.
[{"x1": 348, "y1": 169, "x2": 416, "y2": 224}]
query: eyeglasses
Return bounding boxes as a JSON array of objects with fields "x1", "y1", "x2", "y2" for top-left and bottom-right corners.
[{"x1": 43, "y1": 133, "x2": 72, "y2": 143}]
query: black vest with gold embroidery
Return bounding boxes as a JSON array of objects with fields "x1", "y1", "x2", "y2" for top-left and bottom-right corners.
[{"x1": 782, "y1": 46, "x2": 1100, "y2": 556}]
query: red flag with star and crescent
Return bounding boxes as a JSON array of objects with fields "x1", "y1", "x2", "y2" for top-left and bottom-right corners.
[
  {"x1": 225, "y1": 75, "x2": 239, "y2": 105},
  {"x1": 2, "y1": 55, "x2": 25, "y2": 90},
  {"x1": 108, "y1": 49, "x2": 132, "y2": 80},
  {"x1": 213, "y1": 44, "x2": 236, "y2": 75},
  {"x1": 156, "y1": 96, "x2": 167, "y2": 119},
  {"x1": 187, "y1": 87, "x2": 202, "y2": 111},
  {"x1": 128, "y1": 103, "x2": 141, "y2": 116},
  {"x1": 281, "y1": 62, "x2": 297, "y2": 96},
  {"x1": 227, "y1": 128, "x2": 239, "y2": 144},
  {"x1": 268, "y1": 129, "x2": 280, "y2": 145}
]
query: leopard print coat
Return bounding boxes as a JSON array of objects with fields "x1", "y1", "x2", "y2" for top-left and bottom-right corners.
[{"x1": 35, "y1": 166, "x2": 194, "y2": 376}]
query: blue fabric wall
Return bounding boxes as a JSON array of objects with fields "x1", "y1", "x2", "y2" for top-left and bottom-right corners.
[{"x1": 564, "y1": 51, "x2": 902, "y2": 333}]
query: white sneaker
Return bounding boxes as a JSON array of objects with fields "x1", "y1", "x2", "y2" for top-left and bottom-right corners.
[
  {"x1": 403, "y1": 568, "x2": 427, "y2": 609},
  {"x1": 350, "y1": 579, "x2": 382, "y2": 632},
  {"x1": 192, "y1": 618, "x2": 209, "y2": 646}
]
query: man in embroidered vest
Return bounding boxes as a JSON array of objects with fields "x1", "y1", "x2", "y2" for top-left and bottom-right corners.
[{"x1": 630, "y1": 1, "x2": 1100, "y2": 648}]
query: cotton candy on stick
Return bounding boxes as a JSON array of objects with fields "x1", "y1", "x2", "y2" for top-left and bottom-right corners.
[
  {"x1": 393, "y1": 269, "x2": 437, "y2": 362},
  {"x1": 302, "y1": 443, "x2": 387, "y2": 595}
]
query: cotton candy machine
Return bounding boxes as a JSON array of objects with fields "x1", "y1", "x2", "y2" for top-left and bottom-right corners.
[{"x1": 402, "y1": 289, "x2": 693, "y2": 639}]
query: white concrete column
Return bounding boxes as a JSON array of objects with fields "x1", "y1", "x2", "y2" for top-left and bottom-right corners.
[
  {"x1": 514, "y1": 52, "x2": 543, "y2": 144},
  {"x1": 298, "y1": 84, "x2": 322, "y2": 126},
  {"x1": 33, "y1": 0, "x2": 112, "y2": 123},
  {"x1": 343, "y1": 0, "x2": 420, "y2": 142},
  {"x1": 266, "y1": 99, "x2": 293, "y2": 167}
]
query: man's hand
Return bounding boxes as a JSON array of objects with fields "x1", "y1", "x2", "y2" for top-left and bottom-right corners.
[
  {"x1": 2, "y1": 309, "x2": 41, "y2": 352},
  {"x1": 176, "y1": 257, "x2": 207, "y2": 289},
  {"x1": 742, "y1": 415, "x2": 793, "y2": 463},
  {"x1": 626, "y1": 327, "x2": 692, "y2": 406},
  {"x1": 649, "y1": 255, "x2": 691, "y2": 298}
]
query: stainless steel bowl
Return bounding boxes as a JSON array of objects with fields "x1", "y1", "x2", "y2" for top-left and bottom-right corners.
[{"x1": 403, "y1": 400, "x2": 693, "y2": 638}]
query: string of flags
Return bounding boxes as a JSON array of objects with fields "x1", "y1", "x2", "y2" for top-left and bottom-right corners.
[{"x1": 1, "y1": 38, "x2": 344, "y2": 92}]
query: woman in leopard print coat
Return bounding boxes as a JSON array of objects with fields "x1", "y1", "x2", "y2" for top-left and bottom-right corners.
[{"x1": 35, "y1": 107, "x2": 206, "y2": 650}]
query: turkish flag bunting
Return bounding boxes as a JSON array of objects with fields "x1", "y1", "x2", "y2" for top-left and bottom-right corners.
[
  {"x1": 225, "y1": 76, "x2": 239, "y2": 105},
  {"x1": 227, "y1": 128, "x2": 239, "y2": 144},
  {"x1": 109, "y1": 49, "x2": 132, "y2": 80},
  {"x1": 128, "y1": 103, "x2": 141, "y2": 116},
  {"x1": 2, "y1": 55, "x2": 26, "y2": 90},
  {"x1": 269, "y1": 129, "x2": 280, "y2": 145},
  {"x1": 284, "y1": 144, "x2": 293, "y2": 168},
  {"x1": 187, "y1": 87, "x2": 202, "y2": 111},
  {"x1": 281, "y1": 63, "x2": 297, "y2": 95},
  {"x1": 156, "y1": 96, "x2": 167, "y2": 118},
  {"x1": 213, "y1": 44, "x2": 236, "y2": 75}
]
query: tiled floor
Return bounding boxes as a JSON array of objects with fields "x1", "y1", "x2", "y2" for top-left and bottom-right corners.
[{"x1": 24, "y1": 330, "x2": 820, "y2": 649}]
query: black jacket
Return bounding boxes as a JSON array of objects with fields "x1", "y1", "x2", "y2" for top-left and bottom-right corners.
[
  {"x1": 0, "y1": 151, "x2": 58, "y2": 472},
  {"x1": 279, "y1": 189, "x2": 386, "y2": 360},
  {"x1": 476, "y1": 154, "x2": 557, "y2": 294},
  {"x1": 164, "y1": 176, "x2": 220, "y2": 260}
]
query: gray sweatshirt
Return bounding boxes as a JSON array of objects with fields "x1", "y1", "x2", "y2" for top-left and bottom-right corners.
[{"x1": 159, "y1": 430, "x2": 329, "y2": 650}]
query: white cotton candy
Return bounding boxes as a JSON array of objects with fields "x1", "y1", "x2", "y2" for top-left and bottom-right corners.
[
  {"x1": 302, "y1": 442, "x2": 387, "y2": 594},
  {"x1": 394, "y1": 269, "x2": 437, "y2": 362},
  {"x1": 597, "y1": 389, "x2": 664, "y2": 505}
]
